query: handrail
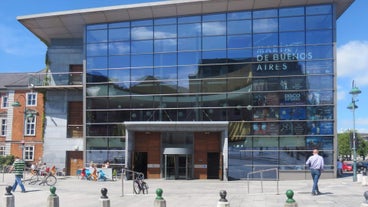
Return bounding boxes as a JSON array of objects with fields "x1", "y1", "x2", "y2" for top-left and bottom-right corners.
[
  {"x1": 247, "y1": 168, "x2": 279, "y2": 194},
  {"x1": 121, "y1": 168, "x2": 145, "y2": 180}
]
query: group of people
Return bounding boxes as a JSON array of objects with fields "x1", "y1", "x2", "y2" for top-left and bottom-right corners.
[{"x1": 80, "y1": 161, "x2": 110, "y2": 181}]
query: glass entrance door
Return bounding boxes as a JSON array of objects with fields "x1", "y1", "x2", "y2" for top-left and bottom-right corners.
[{"x1": 164, "y1": 154, "x2": 192, "y2": 180}]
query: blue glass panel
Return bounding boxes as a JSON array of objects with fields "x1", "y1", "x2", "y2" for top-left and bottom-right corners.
[
  {"x1": 178, "y1": 23, "x2": 201, "y2": 37},
  {"x1": 203, "y1": 36, "x2": 226, "y2": 50},
  {"x1": 306, "y1": 60, "x2": 333, "y2": 74},
  {"x1": 253, "y1": 9, "x2": 278, "y2": 18},
  {"x1": 86, "y1": 24, "x2": 107, "y2": 30},
  {"x1": 131, "y1": 26, "x2": 153, "y2": 40},
  {"x1": 154, "y1": 25, "x2": 177, "y2": 39},
  {"x1": 86, "y1": 43, "x2": 107, "y2": 56},
  {"x1": 86, "y1": 70, "x2": 108, "y2": 83},
  {"x1": 253, "y1": 33, "x2": 278, "y2": 47},
  {"x1": 202, "y1": 50, "x2": 227, "y2": 59},
  {"x1": 279, "y1": 46, "x2": 308, "y2": 61},
  {"x1": 108, "y1": 69, "x2": 130, "y2": 83},
  {"x1": 131, "y1": 40, "x2": 153, "y2": 54},
  {"x1": 306, "y1": 30, "x2": 332, "y2": 44},
  {"x1": 228, "y1": 49, "x2": 253, "y2": 60},
  {"x1": 131, "y1": 19, "x2": 153, "y2": 26},
  {"x1": 154, "y1": 67, "x2": 177, "y2": 80},
  {"x1": 306, "y1": 5, "x2": 332, "y2": 15},
  {"x1": 178, "y1": 65, "x2": 198, "y2": 82},
  {"x1": 227, "y1": 20, "x2": 251, "y2": 34},
  {"x1": 228, "y1": 35, "x2": 252, "y2": 48},
  {"x1": 154, "y1": 53, "x2": 177, "y2": 66},
  {"x1": 178, "y1": 52, "x2": 201, "y2": 65},
  {"x1": 108, "y1": 22, "x2": 129, "y2": 28},
  {"x1": 86, "y1": 30, "x2": 107, "y2": 43},
  {"x1": 202, "y1": 22, "x2": 226, "y2": 36},
  {"x1": 109, "y1": 28, "x2": 130, "y2": 41},
  {"x1": 178, "y1": 15, "x2": 201, "y2": 23},
  {"x1": 154, "y1": 17, "x2": 177, "y2": 25},
  {"x1": 279, "y1": 7, "x2": 304, "y2": 17},
  {"x1": 306, "y1": 15, "x2": 332, "y2": 30},
  {"x1": 280, "y1": 32, "x2": 305, "y2": 46},
  {"x1": 307, "y1": 75, "x2": 333, "y2": 90},
  {"x1": 154, "y1": 39, "x2": 177, "y2": 52},
  {"x1": 228, "y1": 11, "x2": 251, "y2": 20},
  {"x1": 109, "y1": 56, "x2": 130, "y2": 68},
  {"x1": 178, "y1": 37, "x2": 201, "y2": 51},
  {"x1": 86, "y1": 57, "x2": 107, "y2": 70},
  {"x1": 203, "y1": 13, "x2": 226, "y2": 21},
  {"x1": 86, "y1": 84, "x2": 108, "y2": 96},
  {"x1": 307, "y1": 45, "x2": 333, "y2": 59},
  {"x1": 109, "y1": 42, "x2": 130, "y2": 55},
  {"x1": 253, "y1": 18, "x2": 278, "y2": 33},
  {"x1": 279, "y1": 17, "x2": 304, "y2": 32},
  {"x1": 131, "y1": 68, "x2": 154, "y2": 81},
  {"x1": 131, "y1": 54, "x2": 153, "y2": 67}
]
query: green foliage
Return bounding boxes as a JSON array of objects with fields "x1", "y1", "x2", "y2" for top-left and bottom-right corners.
[
  {"x1": 338, "y1": 131, "x2": 368, "y2": 160},
  {"x1": 0, "y1": 155, "x2": 15, "y2": 166}
]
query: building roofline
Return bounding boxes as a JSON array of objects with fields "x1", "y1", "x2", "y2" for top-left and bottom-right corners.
[{"x1": 17, "y1": 0, "x2": 354, "y2": 46}]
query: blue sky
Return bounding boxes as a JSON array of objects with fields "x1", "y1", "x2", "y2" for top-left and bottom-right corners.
[{"x1": 0, "y1": 0, "x2": 367, "y2": 133}]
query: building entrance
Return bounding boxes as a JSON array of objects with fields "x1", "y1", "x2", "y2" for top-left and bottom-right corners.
[{"x1": 164, "y1": 154, "x2": 192, "y2": 179}]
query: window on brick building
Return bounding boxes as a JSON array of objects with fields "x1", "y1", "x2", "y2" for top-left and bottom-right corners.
[
  {"x1": 24, "y1": 145, "x2": 34, "y2": 161},
  {"x1": 1, "y1": 94, "x2": 9, "y2": 108},
  {"x1": 67, "y1": 102, "x2": 83, "y2": 138},
  {"x1": 26, "y1": 92, "x2": 37, "y2": 106},
  {"x1": 0, "y1": 118, "x2": 6, "y2": 136}
]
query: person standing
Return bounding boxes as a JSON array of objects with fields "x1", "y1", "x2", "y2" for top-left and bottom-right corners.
[
  {"x1": 11, "y1": 156, "x2": 26, "y2": 193},
  {"x1": 306, "y1": 148, "x2": 324, "y2": 195}
]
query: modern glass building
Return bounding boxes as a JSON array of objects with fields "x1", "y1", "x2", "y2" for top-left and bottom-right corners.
[{"x1": 18, "y1": 0, "x2": 354, "y2": 180}]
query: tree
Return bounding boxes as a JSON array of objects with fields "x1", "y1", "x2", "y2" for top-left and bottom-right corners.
[{"x1": 338, "y1": 131, "x2": 352, "y2": 159}]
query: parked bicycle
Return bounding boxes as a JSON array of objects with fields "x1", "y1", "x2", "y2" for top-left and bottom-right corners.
[
  {"x1": 133, "y1": 172, "x2": 148, "y2": 194},
  {"x1": 24, "y1": 169, "x2": 57, "y2": 186}
]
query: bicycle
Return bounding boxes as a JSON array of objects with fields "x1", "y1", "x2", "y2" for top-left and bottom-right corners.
[
  {"x1": 26, "y1": 170, "x2": 57, "y2": 186},
  {"x1": 133, "y1": 172, "x2": 148, "y2": 194}
]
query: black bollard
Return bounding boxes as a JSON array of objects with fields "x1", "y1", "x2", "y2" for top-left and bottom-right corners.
[
  {"x1": 217, "y1": 190, "x2": 230, "y2": 207},
  {"x1": 100, "y1": 188, "x2": 110, "y2": 207},
  {"x1": 154, "y1": 188, "x2": 166, "y2": 207},
  {"x1": 4, "y1": 185, "x2": 14, "y2": 207},
  {"x1": 361, "y1": 191, "x2": 368, "y2": 207},
  {"x1": 47, "y1": 186, "x2": 59, "y2": 207}
]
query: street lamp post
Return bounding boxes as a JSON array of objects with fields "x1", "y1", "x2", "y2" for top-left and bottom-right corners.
[
  {"x1": 12, "y1": 95, "x2": 38, "y2": 160},
  {"x1": 347, "y1": 80, "x2": 361, "y2": 182}
]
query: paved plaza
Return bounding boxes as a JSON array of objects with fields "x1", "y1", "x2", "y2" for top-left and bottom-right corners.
[{"x1": 0, "y1": 172, "x2": 367, "y2": 207}]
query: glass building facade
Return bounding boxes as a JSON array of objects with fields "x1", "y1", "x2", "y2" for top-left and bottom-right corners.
[{"x1": 85, "y1": 4, "x2": 335, "y2": 179}]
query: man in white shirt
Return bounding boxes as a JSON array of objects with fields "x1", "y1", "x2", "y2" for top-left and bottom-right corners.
[{"x1": 306, "y1": 148, "x2": 324, "y2": 195}]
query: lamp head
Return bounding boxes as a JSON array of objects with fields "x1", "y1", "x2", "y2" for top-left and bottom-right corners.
[
  {"x1": 347, "y1": 102, "x2": 358, "y2": 110},
  {"x1": 11, "y1": 101, "x2": 21, "y2": 107}
]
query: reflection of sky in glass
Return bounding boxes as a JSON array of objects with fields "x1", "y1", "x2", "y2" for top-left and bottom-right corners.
[
  {"x1": 131, "y1": 27, "x2": 153, "y2": 40},
  {"x1": 202, "y1": 22, "x2": 226, "y2": 35},
  {"x1": 109, "y1": 42, "x2": 130, "y2": 55},
  {"x1": 253, "y1": 18, "x2": 278, "y2": 33}
]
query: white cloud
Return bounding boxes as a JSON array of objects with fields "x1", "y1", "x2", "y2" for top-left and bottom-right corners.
[
  {"x1": 337, "y1": 41, "x2": 368, "y2": 86},
  {"x1": 336, "y1": 84, "x2": 346, "y2": 101}
]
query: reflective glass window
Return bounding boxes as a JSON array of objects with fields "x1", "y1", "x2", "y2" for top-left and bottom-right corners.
[
  {"x1": 154, "y1": 17, "x2": 177, "y2": 25},
  {"x1": 109, "y1": 97, "x2": 130, "y2": 109},
  {"x1": 228, "y1": 35, "x2": 252, "y2": 49},
  {"x1": 307, "y1": 45, "x2": 333, "y2": 59},
  {"x1": 178, "y1": 15, "x2": 201, "y2": 23},
  {"x1": 306, "y1": 5, "x2": 332, "y2": 15},
  {"x1": 227, "y1": 49, "x2": 252, "y2": 60},
  {"x1": 227, "y1": 20, "x2": 251, "y2": 34},
  {"x1": 86, "y1": 29, "x2": 107, "y2": 43},
  {"x1": 203, "y1": 13, "x2": 226, "y2": 21},
  {"x1": 154, "y1": 53, "x2": 177, "y2": 66},
  {"x1": 306, "y1": 15, "x2": 332, "y2": 30},
  {"x1": 131, "y1": 26, "x2": 153, "y2": 40},
  {"x1": 228, "y1": 11, "x2": 251, "y2": 20},
  {"x1": 154, "y1": 39, "x2": 177, "y2": 52},
  {"x1": 203, "y1": 36, "x2": 226, "y2": 50},
  {"x1": 86, "y1": 24, "x2": 107, "y2": 30},
  {"x1": 108, "y1": 22, "x2": 129, "y2": 28},
  {"x1": 279, "y1": 17, "x2": 304, "y2": 31},
  {"x1": 109, "y1": 55, "x2": 130, "y2": 68},
  {"x1": 178, "y1": 37, "x2": 201, "y2": 51},
  {"x1": 108, "y1": 69, "x2": 130, "y2": 83},
  {"x1": 279, "y1": 7, "x2": 304, "y2": 17},
  {"x1": 306, "y1": 60, "x2": 333, "y2": 74},
  {"x1": 280, "y1": 32, "x2": 305, "y2": 46},
  {"x1": 86, "y1": 83, "x2": 108, "y2": 96},
  {"x1": 131, "y1": 40, "x2": 153, "y2": 54},
  {"x1": 202, "y1": 50, "x2": 226, "y2": 59},
  {"x1": 86, "y1": 70, "x2": 108, "y2": 83},
  {"x1": 154, "y1": 67, "x2": 177, "y2": 80},
  {"x1": 86, "y1": 57, "x2": 107, "y2": 70},
  {"x1": 202, "y1": 22, "x2": 226, "y2": 36},
  {"x1": 109, "y1": 28, "x2": 130, "y2": 41},
  {"x1": 86, "y1": 97, "x2": 108, "y2": 109},
  {"x1": 109, "y1": 42, "x2": 130, "y2": 55},
  {"x1": 178, "y1": 52, "x2": 201, "y2": 65},
  {"x1": 178, "y1": 65, "x2": 198, "y2": 82},
  {"x1": 131, "y1": 68, "x2": 153, "y2": 82},
  {"x1": 108, "y1": 82, "x2": 130, "y2": 95},
  {"x1": 86, "y1": 43, "x2": 107, "y2": 56},
  {"x1": 253, "y1": 18, "x2": 278, "y2": 33},
  {"x1": 307, "y1": 75, "x2": 333, "y2": 89},
  {"x1": 253, "y1": 33, "x2": 278, "y2": 47},
  {"x1": 178, "y1": 23, "x2": 201, "y2": 37},
  {"x1": 131, "y1": 19, "x2": 153, "y2": 26},
  {"x1": 131, "y1": 54, "x2": 153, "y2": 67},
  {"x1": 318, "y1": 91, "x2": 333, "y2": 104},
  {"x1": 253, "y1": 9, "x2": 278, "y2": 18},
  {"x1": 154, "y1": 25, "x2": 177, "y2": 39},
  {"x1": 306, "y1": 30, "x2": 332, "y2": 44}
]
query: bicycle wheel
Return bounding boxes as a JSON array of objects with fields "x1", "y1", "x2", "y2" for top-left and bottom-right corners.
[
  {"x1": 28, "y1": 175, "x2": 39, "y2": 185},
  {"x1": 133, "y1": 180, "x2": 141, "y2": 194},
  {"x1": 141, "y1": 182, "x2": 148, "y2": 194},
  {"x1": 46, "y1": 175, "x2": 57, "y2": 186}
]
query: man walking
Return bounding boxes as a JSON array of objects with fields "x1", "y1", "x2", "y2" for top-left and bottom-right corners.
[
  {"x1": 306, "y1": 148, "x2": 324, "y2": 195},
  {"x1": 11, "y1": 156, "x2": 26, "y2": 193}
]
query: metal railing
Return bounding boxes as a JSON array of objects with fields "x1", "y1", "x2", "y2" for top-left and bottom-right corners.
[{"x1": 247, "y1": 168, "x2": 279, "y2": 194}]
